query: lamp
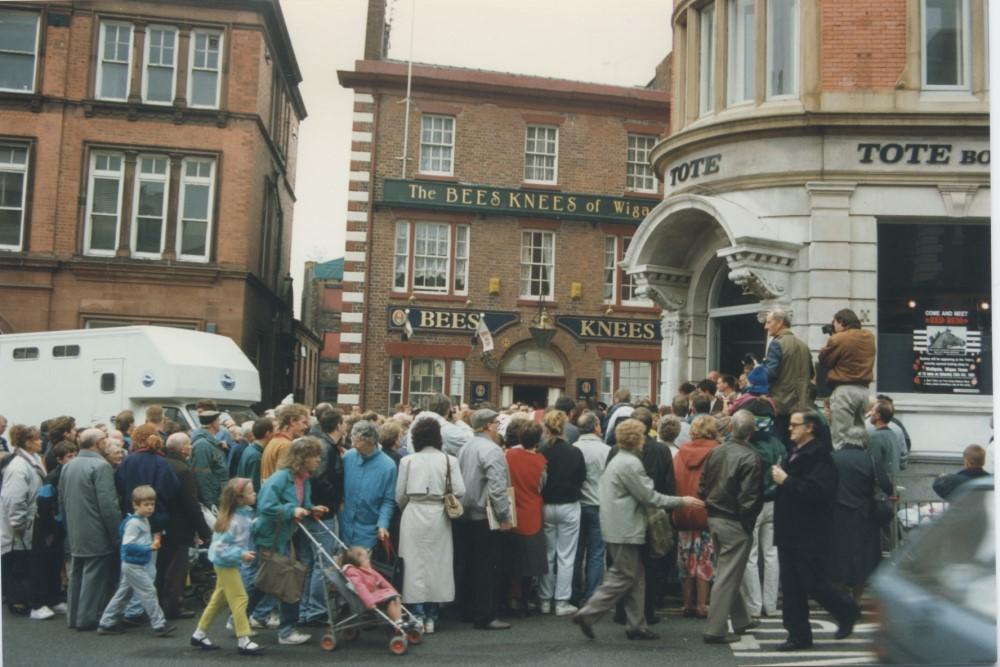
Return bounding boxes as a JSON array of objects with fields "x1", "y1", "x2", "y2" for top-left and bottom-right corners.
[
  {"x1": 488, "y1": 278, "x2": 501, "y2": 296},
  {"x1": 528, "y1": 295, "x2": 557, "y2": 349}
]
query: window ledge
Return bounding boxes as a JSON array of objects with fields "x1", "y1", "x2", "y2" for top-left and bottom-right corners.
[
  {"x1": 608, "y1": 304, "x2": 660, "y2": 314},
  {"x1": 623, "y1": 190, "x2": 660, "y2": 200},
  {"x1": 520, "y1": 182, "x2": 561, "y2": 191},
  {"x1": 414, "y1": 173, "x2": 459, "y2": 182},
  {"x1": 517, "y1": 298, "x2": 557, "y2": 307},
  {"x1": 389, "y1": 292, "x2": 469, "y2": 303}
]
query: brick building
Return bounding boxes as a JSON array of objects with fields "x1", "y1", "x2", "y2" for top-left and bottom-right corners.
[
  {"x1": 301, "y1": 257, "x2": 344, "y2": 405},
  {"x1": 623, "y1": 0, "x2": 990, "y2": 457},
  {"x1": 0, "y1": 0, "x2": 306, "y2": 406},
  {"x1": 335, "y1": 7, "x2": 670, "y2": 412}
]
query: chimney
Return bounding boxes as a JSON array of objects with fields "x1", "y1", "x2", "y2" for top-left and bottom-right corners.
[{"x1": 363, "y1": 0, "x2": 387, "y2": 61}]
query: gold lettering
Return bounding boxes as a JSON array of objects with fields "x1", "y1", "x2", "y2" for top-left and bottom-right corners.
[
  {"x1": 468, "y1": 313, "x2": 480, "y2": 328},
  {"x1": 597, "y1": 321, "x2": 613, "y2": 338},
  {"x1": 408, "y1": 184, "x2": 420, "y2": 198},
  {"x1": 523, "y1": 192, "x2": 535, "y2": 209},
  {"x1": 612, "y1": 200, "x2": 626, "y2": 214},
  {"x1": 490, "y1": 191, "x2": 502, "y2": 207},
  {"x1": 643, "y1": 323, "x2": 656, "y2": 339},
  {"x1": 552, "y1": 195, "x2": 564, "y2": 211},
  {"x1": 613, "y1": 322, "x2": 627, "y2": 338},
  {"x1": 537, "y1": 194, "x2": 549, "y2": 210},
  {"x1": 446, "y1": 187, "x2": 458, "y2": 203},
  {"x1": 461, "y1": 188, "x2": 474, "y2": 205},
  {"x1": 580, "y1": 320, "x2": 597, "y2": 337},
  {"x1": 476, "y1": 189, "x2": 487, "y2": 206},
  {"x1": 509, "y1": 192, "x2": 522, "y2": 208},
  {"x1": 566, "y1": 197, "x2": 577, "y2": 212},
  {"x1": 628, "y1": 322, "x2": 641, "y2": 338},
  {"x1": 454, "y1": 313, "x2": 468, "y2": 329},
  {"x1": 420, "y1": 311, "x2": 435, "y2": 328}
]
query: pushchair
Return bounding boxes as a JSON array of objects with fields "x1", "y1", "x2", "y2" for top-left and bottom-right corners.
[{"x1": 297, "y1": 520, "x2": 424, "y2": 655}]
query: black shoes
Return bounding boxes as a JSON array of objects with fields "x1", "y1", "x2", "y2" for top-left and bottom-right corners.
[
  {"x1": 190, "y1": 636, "x2": 220, "y2": 650},
  {"x1": 572, "y1": 614, "x2": 595, "y2": 639},
  {"x1": 776, "y1": 638, "x2": 813, "y2": 651},
  {"x1": 734, "y1": 619, "x2": 761, "y2": 634},
  {"x1": 152, "y1": 624, "x2": 177, "y2": 637},
  {"x1": 96, "y1": 624, "x2": 125, "y2": 635},
  {"x1": 122, "y1": 614, "x2": 148, "y2": 627},
  {"x1": 835, "y1": 616, "x2": 856, "y2": 640},
  {"x1": 626, "y1": 629, "x2": 660, "y2": 640}
]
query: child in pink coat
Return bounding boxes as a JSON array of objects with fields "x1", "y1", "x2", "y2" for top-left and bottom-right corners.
[{"x1": 341, "y1": 546, "x2": 403, "y2": 622}]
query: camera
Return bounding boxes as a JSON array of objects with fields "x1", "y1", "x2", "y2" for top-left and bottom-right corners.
[{"x1": 821, "y1": 323, "x2": 835, "y2": 335}]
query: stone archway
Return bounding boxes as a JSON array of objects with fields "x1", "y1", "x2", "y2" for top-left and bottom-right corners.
[{"x1": 621, "y1": 193, "x2": 801, "y2": 398}]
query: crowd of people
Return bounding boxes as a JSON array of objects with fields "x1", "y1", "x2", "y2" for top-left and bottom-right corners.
[{"x1": 0, "y1": 308, "x2": 990, "y2": 656}]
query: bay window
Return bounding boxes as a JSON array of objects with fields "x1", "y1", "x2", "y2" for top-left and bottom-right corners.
[
  {"x1": 727, "y1": 0, "x2": 755, "y2": 105},
  {"x1": 699, "y1": 3, "x2": 716, "y2": 115},
  {"x1": 766, "y1": 0, "x2": 799, "y2": 98},
  {"x1": 922, "y1": 0, "x2": 971, "y2": 89}
]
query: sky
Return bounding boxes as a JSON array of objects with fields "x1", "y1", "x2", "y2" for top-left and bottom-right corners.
[{"x1": 280, "y1": 0, "x2": 674, "y2": 316}]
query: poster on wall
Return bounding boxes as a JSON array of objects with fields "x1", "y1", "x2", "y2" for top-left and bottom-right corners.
[{"x1": 912, "y1": 309, "x2": 983, "y2": 394}]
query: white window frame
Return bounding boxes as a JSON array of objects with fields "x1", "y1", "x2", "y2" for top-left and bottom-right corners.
[
  {"x1": 727, "y1": 0, "x2": 755, "y2": 105},
  {"x1": 523, "y1": 125, "x2": 558, "y2": 184},
  {"x1": 699, "y1": 3, "x2": 716, "y2": 115},
  {"x1": 176, "y1": 157, "x2": 216, "y2": 262},
  {"x1": 765, "y1": 0, "x2": 800, "y2": 99},
  {"x1": 453, "y1": 224, "x2": 469, "y2": 294},
  {"x1": 449, "y1": 359, "x2": 465, "y2": 406},
  {"x1": 599, "y1": 359, "x2": 614, "y2": 406},
  {"x1": 626, "y1": 134, "x2": 657, "y2": 193},
  {"x1": 141, "y1": 25, "x2": 178, "y2": 105},
  {"x1": 0, "y1": 145, "x2": 29, "y2": 251},
  {"x1": 130, "y1": 154, "x2": 169, "y2": 258},
  {"x1": 96, "y1": 21, "x2": 134, "y2": 102},
  {"x1": 408, "y1": 358, "x2": 446, "y2": 409},
  {"x1": 618, "y1": 236, "x2": 651, "y2": 306},
  {"x1": 412, "y1": 221, "x2": 451, "y2": 294},
  {"x1": 921, "y1": 0, "x2": 972, "y2": 91},
  {"x1": 618, "y1": 360, "x2": 654, "y2": 402},
  {"x1": 84, "y1": 151, "x2": 125, "y2": 257},
  {"x1": 389, "y1": 357, "x2": 404, "y2": 408},
  {"x1": 603, "y1": 236, "x2": 617, "y2": 303},
  {"x1": 520, "y1": 230, "x2": 555, "y2": 299},
  {"x1": 187, "y1": 28, "x2": 223, "y2": 109},
  {"x1": 419, "y1": 114, "x2": 455, "y2": 176},
  {"x1": 602, "y1": 359, "x2": 655, "y2": 405},
  {"x1": 0, "y1": 9, "x2": 40, "y2": 94},
  {"x1": 392, "y1": 221, "x2": 409, "y2": 292}
]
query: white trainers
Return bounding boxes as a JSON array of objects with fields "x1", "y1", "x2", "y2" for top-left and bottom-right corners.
[
  {"x1": 423, "y1": 618, "x2": 435, "y2": 634},
  {"x1": 266, "y1": 613, "x2": 281, "y2": 629},
  {"x1": 52, "y1": 602, "x2": 68, "y2": 614},
  {"x1": 554, "y1": 602, "x2": 579, "y2": 617},
  {"x1": 540, "y1": 600, "x2": 554, "y2": 615},
  {"x1": 278, "y1": 630, "x2": 311, "y2": 645},
  {"x1": 30, "y1": 606, "x2": 55, "y2": 620}
]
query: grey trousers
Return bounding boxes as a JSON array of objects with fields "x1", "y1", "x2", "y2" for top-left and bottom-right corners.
[
  {"x1": 576, "y1": 543, "x2": 647, "y2": 633},
  {"x1": 705, "y1": 516, "x2": 753, "y2": 638},
  {"x1": 67, "y1": 554, "x2": 116, "y2": 630},
  {"x1": 99, "y1": 562, "x2": 167, "y2": 629},
  {"x1": 830, "y1": 384, "x2": 870, "y2": 448}
]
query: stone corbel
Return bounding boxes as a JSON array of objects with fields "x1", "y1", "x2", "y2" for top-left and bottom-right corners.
[
  {"x1": 627, "y1": 264, "x2": 692, "y2": 312},
  {"x1": 937, "y1": 184, "x2": 980, "y2": 218},
  {"x1": 716, "y1": 238, "x2": 800, "y2": 302}
]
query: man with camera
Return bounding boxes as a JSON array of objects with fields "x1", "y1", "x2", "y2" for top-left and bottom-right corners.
[{"x1": 818, "y1": 309, "x2": 876, "y2": 449}]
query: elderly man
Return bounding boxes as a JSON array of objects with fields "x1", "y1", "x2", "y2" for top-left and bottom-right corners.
[
  {"x1": 763, "y1": 308, "x2": 813, "y2": 444},
  {"x1": 699, "y1": 410, "x2": 764, "y2": 644},
  {"x1": 59, "y1": 428, "x2": 122, "y2": 630},
  {"x1": 772, "y1": 410, "x2": 859, "y2": 651},
  {"x1": 338, "y1": 421, "x2": 397, "y2": 549},
  {"x1": 458, "y1": 409, "x2": 512, "y2": 630},
  {"x1": 571, "y1": 411, "x2": 610, "y2": 605},
  {"x1": 818, "y1": 309, "x2": 876, "y2": 448},
  {"x1": 156, "y1": 432, "x2": 212, "y2": 619},
  {"x1": 190, "y1": 410, "x2": 228, "y2": 507}
]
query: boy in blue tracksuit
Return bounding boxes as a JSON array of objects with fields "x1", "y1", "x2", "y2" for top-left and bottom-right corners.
[{"x1": 97, "y1": 485, "x2": 175, "y2": 636}]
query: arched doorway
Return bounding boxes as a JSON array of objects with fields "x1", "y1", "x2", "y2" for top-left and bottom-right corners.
[
  {"x1": 499, "y1": 344, "x2": 566, "y2": 409},
  {"x1": 707, "y1": 262, "x2": 766, "y2": 377}
]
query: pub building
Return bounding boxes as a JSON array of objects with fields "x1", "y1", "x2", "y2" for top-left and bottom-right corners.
[
  {"x1": 621, "y1": 0, "x2": 991, "y2": 457},
  {"x1": 334, "y1": 2, "x2": 671, "y2": 412}
]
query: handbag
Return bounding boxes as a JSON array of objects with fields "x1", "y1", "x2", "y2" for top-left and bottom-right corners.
[
  {"x1": 370, "y1": 536, "x2": 404, "y2": 590},
  {"x1": 254, "y1": 520, "x2": 308, "y2": 603},
  {"x1": 443, "y1": 454, "x2": 464, "y2": 520},
  {"x1": 645, "y1": 506, "x2": 674, "y2": 558},
  {"x1": 486, "y1": 487, "x2": 517, "y2": 530},
  {"x1": 870, "y1": 455, "x2": 895, "y2": 526}
]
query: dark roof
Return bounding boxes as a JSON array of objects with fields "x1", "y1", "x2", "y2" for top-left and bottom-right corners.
[{"x1": 312, "y1": 257, "x2": 344, "y2": 281}]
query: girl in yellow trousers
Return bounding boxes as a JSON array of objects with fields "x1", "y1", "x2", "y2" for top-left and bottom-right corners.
[{"x1": 190, "y1": 478, "x2": 264, "y2": 656}]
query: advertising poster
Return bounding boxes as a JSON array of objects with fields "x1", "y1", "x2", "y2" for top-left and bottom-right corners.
[{"x1": 912, "y1": 309, "x2": 983, "y2": 394}]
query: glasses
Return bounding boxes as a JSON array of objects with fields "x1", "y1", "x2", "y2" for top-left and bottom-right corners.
[{"x1": 789, "y1": 421, "x2": 805, "y2": 428}]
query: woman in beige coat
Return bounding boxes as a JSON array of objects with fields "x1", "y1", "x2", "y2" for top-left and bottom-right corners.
[
  {"x1": 395, "y1": 418, "x2": 465, "y2": 634},
  {"x1": 1, "y1": 425, "x2": 48, "y2": 617}
]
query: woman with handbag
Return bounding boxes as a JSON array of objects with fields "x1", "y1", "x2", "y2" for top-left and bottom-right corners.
[
  {"x1": 829, "y1": 425, "x2": 893, "y2": 602},
  {"x1": 246, "y1": 437, "x2": 328, "y2": 646},
  {"x1": 395, "y1": 418, "x2": 465, "y2": 634}
]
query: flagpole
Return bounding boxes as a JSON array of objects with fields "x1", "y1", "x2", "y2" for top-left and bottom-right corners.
[{"x1": 400, "y1": 0, "x2": 415, "y2": 179}]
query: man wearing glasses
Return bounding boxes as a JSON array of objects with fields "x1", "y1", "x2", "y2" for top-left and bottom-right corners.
[{"x1": 771, "y1": 411, "x2": 859, "y2": 652}]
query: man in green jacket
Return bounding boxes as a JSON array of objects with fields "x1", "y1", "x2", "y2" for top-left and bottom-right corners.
[
  {"x1": 190, "y1": 410, "x2": 227, "y2": 507},
  {"x1": 763, "y1": 308, "x2": 813, "y2": 444}
]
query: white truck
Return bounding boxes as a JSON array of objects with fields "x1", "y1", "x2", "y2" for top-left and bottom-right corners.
[{"x1": 0, "y1": 326, "x2": 261, "y2": 430}]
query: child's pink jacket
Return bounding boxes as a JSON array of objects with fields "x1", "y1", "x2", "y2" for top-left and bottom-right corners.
[{"x1": 342, "y1": 564, "x2": 399, "y2": 609}]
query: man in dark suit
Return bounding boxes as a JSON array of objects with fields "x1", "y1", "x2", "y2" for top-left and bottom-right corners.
[
  {"x1": 771, "y1": 410, "x2": 859, "y2": 651},
  {"x1": 157, "y1": 432, "x2": 212, "y2": 619}
]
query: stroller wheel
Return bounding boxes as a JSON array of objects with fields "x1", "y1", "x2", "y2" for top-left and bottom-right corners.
[
  {"x1": 389, "y1": 636, "x2": 408, "y2": 655},
  {"x1": 320, "y1": 634, "x2": 336, "y2": 652},
  {"x1": 342, "y1": 627, "x2": 360, "y2": 642},
  {"x1": 405, "y1": 628, "x2": 423, "y2": 645}
]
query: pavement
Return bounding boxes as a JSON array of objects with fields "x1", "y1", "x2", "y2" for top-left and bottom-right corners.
[{"x1": 1, "y1": 599, "x2": 878, "y2": 667}]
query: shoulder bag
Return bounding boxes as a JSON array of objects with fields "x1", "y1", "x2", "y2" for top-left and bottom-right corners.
[
  {"x1": 255, "y1": 517, "x2": 308, "y2": 604},
  {"x1": 869, "y1": 454, "x2": 895, "y2": 526},
  {"x1": 443, "y1": 454, "x2": 464, "y2": 519},
  {"x1": 645, "y1": 506, "x2": 674, "y2": 558},
  {"x1": 370, "y1": 535, "x2": 404, "y2": 590}
]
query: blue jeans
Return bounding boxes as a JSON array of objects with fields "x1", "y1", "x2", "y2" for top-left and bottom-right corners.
[
  {"x1": 241, "y1": 555, "x2": 276, "y2": 621},
  {"x1": 571, "y1": 505, "x2": 605, "y2": 604},
  {"x1": 246, "y1": 575, "x2": 298, "y2": 638},
  {"x1": 298, "y1": 516, "x2": 338, "y2": 622},
  {"x1": 408, "y1": 602, "x2": 439, "y2": 621}
]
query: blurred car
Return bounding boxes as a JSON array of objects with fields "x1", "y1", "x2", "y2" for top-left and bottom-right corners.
[{"x1": 870, "y1": 476, "x2": 996, "y2": 664}]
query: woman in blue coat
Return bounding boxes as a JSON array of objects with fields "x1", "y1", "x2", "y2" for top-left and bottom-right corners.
[{"x1": 246, "y1": 437, "x2": 328, "y2": 646}]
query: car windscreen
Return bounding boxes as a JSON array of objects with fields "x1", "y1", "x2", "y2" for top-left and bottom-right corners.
[
  {"x1": 895, "y1": 486, "x2": 995, "y2": 619},
  {"x1": 185, "y1": 404, "x2": 258, "y2": 428}
]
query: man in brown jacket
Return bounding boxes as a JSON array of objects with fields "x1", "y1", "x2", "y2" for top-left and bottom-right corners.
[
  {"x1": 818, "y1": 308, "x2": 875, "y2": 448},
  {"x1": 763, "y1": 309, "x2": 813, "y2": 444},
  {"x1": 699, "y1": 410, "x2": 764, "y2": 643}
]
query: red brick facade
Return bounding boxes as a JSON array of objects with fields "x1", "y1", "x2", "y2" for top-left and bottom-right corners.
[
  {"x1": 0, "y1": 0, "x2": 305, "y2": 406},
  {"x1": 821, "y1": 0, "x2": 906, "y2": 90}
]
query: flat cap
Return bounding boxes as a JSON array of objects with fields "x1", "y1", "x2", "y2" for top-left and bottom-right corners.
[{"x1": 470, "y1": 408, "x2": 499, "y2": 430}]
